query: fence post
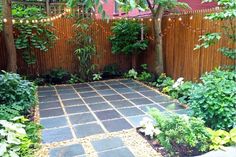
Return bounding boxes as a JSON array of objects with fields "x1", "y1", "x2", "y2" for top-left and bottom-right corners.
[{"x1": 46, "y1": 0, "x2": 50, "y2": 15}]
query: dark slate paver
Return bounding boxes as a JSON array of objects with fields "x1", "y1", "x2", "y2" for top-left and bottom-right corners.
[
  {"x1": 92, "y1": 137, "x2": 124, "y2": 152},
  {"x1": 95, "y1": 110, "x2": 121, "y2": 121},
  {"x1": 89, "y1": 102, "x2": 112, "y2": 111},
  {"x1": 73, "y1": 123, "x2": 104, "y2": 138},
  {"x1": 57, "y1": 89, "x2": 76, "y2": 95},
  {"x1": 42, "y1": 127, "x2": 73, "y2": 144},
  {"x1": 104, "y1": 95, "x2": 124, "y2": 101},
  {"x1": 118, "y1": 107, "x2": 145, "y2": 117},
  {"x1": 94, "y1": 85, "x2": 111, "y2": 90},
  {"x1": 39, "y1": 101, "x2": 61, "y2": 110},
  {"x1": 38, "y1": 90, "x2": 57, "y2": 97},
  {"x1": 83, "y1": 96, "x2": 106, "y2": 104},
  {"x1": 69, "y1": 113, "x2": 96, "y2": 125},
  {"x1": 98, "y1": 147, "x2": 135, "y2": 157},
  {"x1": 139, "y1": 90, "x2": 161, "y2": 97},
  {"x1": 114, "y1": 88, "x2": 134, "y2": 94},
  {"x1": 65, "y1": 105, "x2": 89, "y2": 114},
  {"x1": 56, "y1": 85, "x2": 73, "y2": 90},
  {"x1": 40, "y1": 116, "x2": 68, "y2": 129},
  {"x1": 62, "y1": 99, "x2": 84, "y2": 106},
  {"x1": 122, "y1": 93, "x2": 143, "y2": 99},
  {"x1": 79, "y1": 91, "x2": 99, "y2": 98},
  {"x1": 139, "y1": 104, "x2": 166, "y2": 112},
  {"x1": 40, "y1": 108, "x2": 64, "y2": 118},
  {"x1": 39, "y1": 96, "x2": 59, "y2": 103},
  {"x1": 102, "y1": 118, "x2": 132, "y2": 132},
  {"x1": 130, "y1": 98, "x2": 153, "y2": 106},
  {"x1": 97, "y1": 89, "x2": 118, "y2": 96},
  {"x1": 149, "y1": 95, "x2": 172, "y2": 103},
  {"x1": 76, "y1": 87, "x2": 94, "y2": 93},
  {"x1": 127, "y1": 115, "x2": 149, "y2": 127},
  {"x1": 50, "y1": 144, "x2": 85, "y2": 157},
  {"x1": 59, "y1": 93, "x2": 80, "y2": 100},
  {"x1": 110, "y1": 100, "x2": 134, "y2": 108}
]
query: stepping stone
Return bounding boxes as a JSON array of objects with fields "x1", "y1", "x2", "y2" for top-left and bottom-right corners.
[
  {"x1": 40, "y1": 116, "x2": 68, "y2": 129},
  {"x1": 40, "y1": 108, "x2": 64, "y2": 118},
  {"x1": 98, "y1": 147, "x2": 135, "y2": 157},
  {"x1": 130, "y1": 98, "x2": 153, "y2": 106},
  {"x1": 140, "y1": 90, "x2": 161, "y2": 97},
  {"x1": 59, "y1": 93, "x2": 80, "y2": 100},
  {"x1": 65, "y1": 106, "x2": 89, "y2": 114},
  {"x1": 39, "y1": 101, "x2": 61, "y2": 110},
  {"x1": 69, "y1": 113, "x2": 96, "y2": 125},
  {"x1": 79, "y1": 91, "x2": 98, "y2": 98},
  {"x1": 39, "y1": 96, "x2": 59, "y2": 103},
  {"x1": 110, "y1": 100, "x2": 134, "y2": 108},
  {"x1": 104, "y1": 95, "x2": 124, "y2": 101},
  {"x1": 97, "y1": 89, "x2": 117, "y2": 96},
  {"x1": 102, "y1": 118, "x2": 132, "y2": 132},
  {"x1": 42, "y1": 127, "x2": 73, "y2": 144},
  {"x1": 89, "y1": 102, "x2": 112, "y2": 111},
  {"x1": 83, "y1": 96, "x2": 106, "y2": 104},
  {"x1": 114, "y1": 88, "x2": 134, "y2": 94},
  {"x1": 139, "y1": 104, "x2": 166, "y2": 112},
  {"x1": 95, "y1": 110, "x2": 121, "y2": 121},
  {"x1": 92, "y1": 137, "x2": 124, "y2": 152},
  {"x1": 62, "y1": 99, "x2": 84, "y2": 106},
  {"x1": 50, "y1": 144, "x2": 85, "y2": 157},
  {"x1": 73, "y1": 123, "x2": 104, "y2": 138},
  {"x1": 122, "y1": 92, "x2": 143, "y2": 99},
  {"x1": 118, "y1": 107, "x2": 145, "y2": 117}
]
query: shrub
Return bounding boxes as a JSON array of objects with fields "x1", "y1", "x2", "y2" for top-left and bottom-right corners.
[
  {"x1": 46, "y1": 68, "x2": 70, "y2": 84},
  {"x1": 0, "y1": 71, "x2": 37, "y2": 120},
  {"x1": 137, "y1": 64, "x2": 153, "y2": 82},
  {"x1": 103, "y1": 64, "x2": 121, "y2": 78},
  {"x1": 0, "y1": 117, "x2": 41, "y2": 157},
  {"x1": 124, "y1": 69, "x2": 138, "y2": 79},
  {"x1": 149, "y1": 108, "x2": 211, "y2": 156},
  {"x1": 189, "y1": 69, "x2": 236, "y2": 131}
]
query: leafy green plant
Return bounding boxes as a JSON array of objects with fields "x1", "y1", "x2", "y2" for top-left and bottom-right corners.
[
  {"x1": 137, "y1": 64, "x2": 153, "y2": 82},
  {"x1": 124, "y1": 69, "x2": 138, "y2": 79},
  {"x1": 93, "y1": 73, "x2": 103, "y2": 81},
  {"x1": 149, "y1": 108, "x2": 211, "y2": 156},
  {"x1": 0, "y1": 117, "x2": 41, "y2": 157},
  {"x1": 46, "y1": 68, "x2": 70, "y2": 84},
  {"x1": 13, "y1": 5, "x2": 57, "y2": 65},
  {"x1": 110, "y1": 20, "x2": 148, "y2": 55},
  {"x1": 207, "y1": 128, "x2": 236, "y2": 150},
  {"x1": 189, "y1": 68, "x2": 236, "y2": 131},
  {"x1": 67, "y1": 74, "x2": 80, "y2": 84},
  {"x1": 0, "y1": 71, "x2": 37, "y2": 120},
  {"x1": 103, "y1": 64, "x2": 121, "y2": 77}
]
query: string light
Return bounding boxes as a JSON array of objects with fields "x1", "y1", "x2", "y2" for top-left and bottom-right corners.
[
  {"x1": 190, "y1": 16, "x2": 193, "y2": 20},
  {"x1": 12, "y1": 19, "x2": 15, "y2": 24},
  {"x1": 3, "y1": 19, "x2": 7, "y2": 23},
  {"x1": 168, "y1": 18, "x2": 171, "y2": 21},
  {"x1": 149, "y1": 18, "x2": 152, "y2": 22},
  {"x1": 178, "y1": 17, "x2": 182, "y2": 21},
  {"x1": 158, "y1": 18, "x2": 161, "y2": 22}
]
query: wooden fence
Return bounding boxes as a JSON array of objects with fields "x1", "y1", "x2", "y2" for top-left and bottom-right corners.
[{"x1": 0, "y1": 10, "x2": 235, "y2": 81}]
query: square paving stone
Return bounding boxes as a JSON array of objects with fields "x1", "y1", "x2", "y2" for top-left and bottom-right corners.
[
  {"x1": 119, "y1": 79, "x2": 135, "y2": 84},
  {"x1": 130, "y1": 98, "x2": 153, "y2": 106},
  {"x1": 38, "y1": 90, "x2": 57, "y2": 97},
  {"x1": 92, "y1": 137, "x2": 124, "y2": 152},
  {"x1": 73, "y1": 83, "x2": 89, "y2": 88},
  {"x1": 90, "y1": 82, "x2": 106, "y2": 86},
  {"x1": 125, "y1": 82, "x2": 141, "y2": 87},
  {"x1": 105, "y1": 81, "x2": 121, "y2": 85},
  {"x1": 97, "y1": 89, "x2": 117, "y2": 96},
  {"x1": 149, "y1": 96, "x2": 172, "y2": 103},
  {"x1": 73, "y1": 123, "x2": 104, "y2": 138},
  {"x1": 40, "y1": 116, "x2": 68, "y2": 129},
  {"x1": 174, "y1": 109, "x2": 191, "y2": 115},
  {"x1": 110, "y1": 100, "x2": 134, "y2": 108},
  {"x1": 75, "y1": 87, "x2": 94, "y2": 93},
  {"x1": 42, "y1": 127, "x2": 73, "y2": 144},
  {"x1": 69, "y1": 113, "x2": 96, "y2": 125},
  {"x1": 95, "y1": 110, "x2": 121, "y2": 121},
  {"x1": 122, "y1": 93, "x2": 143, "y2": 99},
  {"x1": 131, "y1": 86, "x2": 150, "y2": 92},
  {"x1": 94, "y1": 85, "x2": 110, "y2": 90},
  {"x1": 109, "y1": 84, "x2": 127, "y2": 89},
  {"x1": 57, "y1": 89, "x2": 76, "y2": 95},
  {"x1": 160, "y1": 102, "x2": 185, "y2": 111},
  {"x1": 104, "y1": 95, "x2": 124, "y2": 101},
  {"x1": 89, "y1": 103, "x2": 112, "y2": 111},
  {"x1": 102, "y1": 118, "x2": 132, "y2": 132},
  {"x1": 40, "y1": 108, "x2": 64, "y2": 118},
  {"x1": 79, "y1": 91, "x2": 98, "y2": 98},
  {"x1": 56, "y1": 86, "x2": 73, "y2": 90},
  {"x1": 59, "y1": 93, "x2": 80, "y2": 100},
  {"x1": 39, "y1": 101, "x2": 61, "y2": 110},
  {"x1": 118, "y1": 107, "x2": 145, "y2": 117},
  {"x1": 83, "y1": 96, "x2": 106, "y2": 104},
  {"x1": 139, "y1": 104, "x2": 166, "y2": 112},
  {"x1": 50, "y1": 144, "x2": 85, "y2": 157},
  {"x1": 127, "y1": 115, "x2": 150, "y2": 127},
  {"x1": 140, "y1": 90, "x2": 161, "y2": 97},
  {"x1": 98, "y1": 147, "x2": 135, "y2": 157},
  {"x1": 65, "y1": 106, "x2": 89, "y2": 114},
  {"x1": 62, "y1": 99, "x2": 84, "y2": 106},
  {"x1": 38, "y1": 86, "x2": 55, "y2": 91},
  {"x1": 114, "y1": 88, "x2": 134, "y2": 94},
  {"x1": 39, "y1": 96, "x2": 59, "y2": 103}
]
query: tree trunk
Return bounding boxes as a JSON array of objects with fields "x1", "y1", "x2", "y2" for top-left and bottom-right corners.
[
  {"x1": 2, "y1": 0, "x2": 17, "y2": 72},
  {"x1": 153, "y1": 7, "x2": 164, "y2": 74}
]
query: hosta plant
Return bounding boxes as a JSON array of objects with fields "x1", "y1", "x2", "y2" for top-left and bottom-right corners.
[{"x1": 124, "y1": 69, "x2": 138, "y2": 79}]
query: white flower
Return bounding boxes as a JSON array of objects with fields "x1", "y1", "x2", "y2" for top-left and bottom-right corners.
[
  {"x1": 139, "y1": 117, "x2": 161, "y2": 139},
  {"x1": 172, "y1": 77, "x2": 184, "y2": 89}
]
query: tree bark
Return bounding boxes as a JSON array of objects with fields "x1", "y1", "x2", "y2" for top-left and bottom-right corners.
[
  {"x1": 2, "y1": 0, "x2": 17, "y2": 72},
  {"x1": 153, "y1": 7, "x2": 164, "y2": 74}
]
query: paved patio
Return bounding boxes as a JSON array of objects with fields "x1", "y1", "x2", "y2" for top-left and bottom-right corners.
[{"x1": 38, "y1": 79, "x2": 187, "y2": 156}]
